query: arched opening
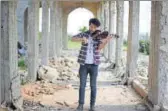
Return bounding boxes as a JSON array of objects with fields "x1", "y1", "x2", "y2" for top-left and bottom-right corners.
[{"x1": 67, "y1": 8, "x2": 94, "y2": 49}]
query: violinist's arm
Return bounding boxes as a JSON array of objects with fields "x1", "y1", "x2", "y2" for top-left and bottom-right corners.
[{"x1": 98, "y1": 36, "x2": 112, "y2": 50}]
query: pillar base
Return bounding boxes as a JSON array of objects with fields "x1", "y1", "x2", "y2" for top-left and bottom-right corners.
[{"x1": 162, "y1": 105, "x2": 168, "y2": 111}]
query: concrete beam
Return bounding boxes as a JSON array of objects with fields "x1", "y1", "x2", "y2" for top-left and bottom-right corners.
[
  {"x1": 41, "y1": 0, "x2": 49, "y2": 65},
  {"x1": 108, "y1": 1, "x2": 116, "y2": 62},
  {"x1": 115, "y1": 1, "x2": 124, "y2": 67},
  {"x1": 132, "y1": 80, "x2": 148, "y2": 98},
  {"x1": 132, "y1": 80, "x2": 154, "y2": 111},
  {"x1": 148, "y1": 1, "x2": 168, "y2": 110},
  {"x1": 126, "y1": 1, "x2": 140, "y2": 78},
  {"x1": 27, "y1": 0, "x2": 39, "y2": 81},
  {"x1": 1, "y1": 1, "x2": 22, "y2": 109}
]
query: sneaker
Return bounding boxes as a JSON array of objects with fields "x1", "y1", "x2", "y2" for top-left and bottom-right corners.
[
  {"x1": 76, "y1": 104, "x2": 83, "y2": 111},
  {"x1": 89, "y1": 105, "x2": 95, "y2": 111}
]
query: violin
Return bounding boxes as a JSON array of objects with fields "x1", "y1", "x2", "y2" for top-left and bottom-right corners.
[{"x1": 91, "y1": 30, "x2": 119, "y2": 40}]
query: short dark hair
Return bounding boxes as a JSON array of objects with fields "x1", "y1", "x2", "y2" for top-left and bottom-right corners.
[{"x1": 89, "y1": 18, "x2": 101, "y2": 27}]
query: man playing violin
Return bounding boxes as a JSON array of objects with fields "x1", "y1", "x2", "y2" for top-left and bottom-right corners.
[{"x1": 71, "y1": 18, "x2": 114, "y2": 111}]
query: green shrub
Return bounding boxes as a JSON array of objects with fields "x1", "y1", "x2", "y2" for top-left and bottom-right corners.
[
  {"x1": 139, "y1": 40, "x2": 146, "y2": 53},
  {"x1": 79, "y1": 26, "x2": 88, "y2": 33},
  {"x1": 139, "y1": 40, "x2": 150, "y2": 55},
  {"x1": 123, "y1": 40, "x2": 128, "y2": 47},
  {"x1": 145, "y1": 41, "x2": 150, "y2": 55}
]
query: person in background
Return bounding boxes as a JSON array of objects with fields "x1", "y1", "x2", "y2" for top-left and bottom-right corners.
[{"x1": 18, "y1": 41, "x2": 26, "y2": 57}]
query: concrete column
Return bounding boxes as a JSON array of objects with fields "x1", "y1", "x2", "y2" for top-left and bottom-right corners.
[
  {"x1": 103, "y1": 1, "x2": 109, "y2": 59},
  {"x1": 100, "y1": 2, "x2": 105, "y2": 30},
  {"x1": 126, "y1": 1, "x2": 140, "y2": 78},
  {"x1": 62, "y1": 14, "x2": 68, "y2": 50},
  {"x1": 16, "y1": 1, "x2": 29, "y2": 46},
  {"x1": 108, "y1": 1, "x2": 116, "y2": 62},
  {"x1": 24, "y1": 8, "x2": 28, "y2": 44},
  {"x1": 97, "y1": 3, "x2": 101, "y2": 21},
  {"x1": 148, "y1": 2, "x2": 168, "y2": 110},
  {"x1": 41, "y1": 0, "x2": 49, "y2": 65},
  {"x1": 0, "y1": 0, "x2": 1, "y2": 104},
  {"x1": 1, "y1": 1, "x2": 22, "y2": 109},
  {"x1": 116, "y1": 1, "x2": 124, "y2": 67},
  {"x1": 27, "y1": 0, "x2": 39, "y2": 81},
  {"x1": 55, "y1": 2, "x2": 61, "y2": 57},
  {"x1": 59, "y1": 2, "x2": 63, "y2": 53},
  {"x1": 49, "y1": 1, "x2": 56, "y2": 59}
]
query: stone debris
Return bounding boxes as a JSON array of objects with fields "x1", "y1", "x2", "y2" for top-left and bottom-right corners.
[
  {"x1": 22, "y1": 85, "x2": 147, "y2": 111},
  {"x1": 136, "y1": 58, "x2": 149, "y2": 88},
  {"x1": 38, "y1": 57, "x2": 79, "y2": 82},
  {"x1": 38, "y1": 65, "x2": 59, "y2": 82},
  {"x1": 18, "y1": 70, "x2": 28, "y2": 84},
  {"x1": 22, "y1": 80, "x2": 72, "y2": 98}
]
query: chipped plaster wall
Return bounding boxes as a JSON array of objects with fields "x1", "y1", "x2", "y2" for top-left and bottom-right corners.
[{"x1": 148, "y1": 1, "x2": 168, "y2": 109}]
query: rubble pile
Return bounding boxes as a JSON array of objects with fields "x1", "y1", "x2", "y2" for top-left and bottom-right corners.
[
  {"x1": 38, "y1": 57, "x2": 79, "y2": 82},
  {"x1": 136, "y1": 60, "x2": 148, "y2": 78},
  {"x1": 22, "y1": 81, "x2": 72, "y2": 97}
]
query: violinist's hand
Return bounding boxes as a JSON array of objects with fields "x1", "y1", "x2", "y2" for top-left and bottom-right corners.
[
  {"x1": 82, "y1": 37, "x2": 88, "y2": 44},
  {"x1": 106, "y1": 35, "x2": 112, "y2": 40},
  {"x1": 101, "y1": 36, "x2": 112, "y2": 44}
]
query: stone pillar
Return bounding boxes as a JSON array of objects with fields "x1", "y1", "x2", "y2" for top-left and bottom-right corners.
[
  {"x1": 126, "y1": 1, "x2": 140, "y2": 78},
  {"x1": 16, "y1": 1, "x2": 29, "y2": 46},
  {"x1": 62, "y1": 14, "x2": 68, "y2": 50},
  {"x1": 116, "y1": 1, "x2": 124, "y2": 67},
  {"x1": 55, "y1": 2, "x2": 61, "y2": 57},
  {"x1": 0, "y1": 1, "x2": 1, "y2": 104},
  {"x1": 103, "y1": 1, "x2": 109, "y2": 59},
  {"x1": 1, "y1": 1, "x2": 22, "y2": 109},
  {"x1": 49, "y1": 1, "x2": 56, "y2": 59},
  {"x1": 41, "y1": 0, "x2": 49, "y2": 65},
  {"x1": 108, "y1": 1, "x2": 116, "y2": 62},
  {"x1": 27, "y1": 0, "x2": 39, "y2": 81},
  {"x1": 97, "y1": 3, "x2": 101, "y2": 21},
  {"x1": 100, "y1": 2, "x2": 105, "y2": 30},
  {"x1": 24, "y1": 8, "x2": 28, "y2": 44},
  {"x1": 59, "y1": 2, "x2": 63, "y2": 53},
  {"x1": 148, "y1": 2, "x2": 168, "y2": 110}
]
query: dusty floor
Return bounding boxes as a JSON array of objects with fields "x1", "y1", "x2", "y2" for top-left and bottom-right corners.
[
  {"x1": 22, "y1": 81, "x2": 148, "y2": 111},
  {"x1": 21, "y1": 50, "x2": 149, "y2": 111}
]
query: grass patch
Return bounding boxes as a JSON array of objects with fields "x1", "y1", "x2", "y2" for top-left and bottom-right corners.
[
  {"x1": 18, "y1": 58, "x2": 27, "y2": 70},
  {"x1": 68, "y1": 39, "x2": 81, "y2": 49},
  {"x1": 123, "y1": 45, "x2": 127, "y2": 51}
]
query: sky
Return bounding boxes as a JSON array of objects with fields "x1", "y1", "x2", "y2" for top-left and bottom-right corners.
[{"x1": 39, "y1": 1, "x2": 151, "y2": 37}]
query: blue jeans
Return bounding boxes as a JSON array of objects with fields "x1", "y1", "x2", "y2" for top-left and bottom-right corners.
[{"x1": 78, "y1": 64, "x2": 98, "y2": 105}]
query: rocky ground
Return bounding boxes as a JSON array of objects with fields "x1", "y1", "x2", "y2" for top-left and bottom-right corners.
[
  {"x1": 19, "y1": 50, "x2": 149, "y2": 111},
  {"x1": 22, "y1": 81, "x2": 148, "y2": 111}
]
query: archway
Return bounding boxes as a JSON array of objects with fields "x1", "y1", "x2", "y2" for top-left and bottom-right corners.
[{"x1": 67, "y1": 8, "x2": 94, "y2": 49}]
